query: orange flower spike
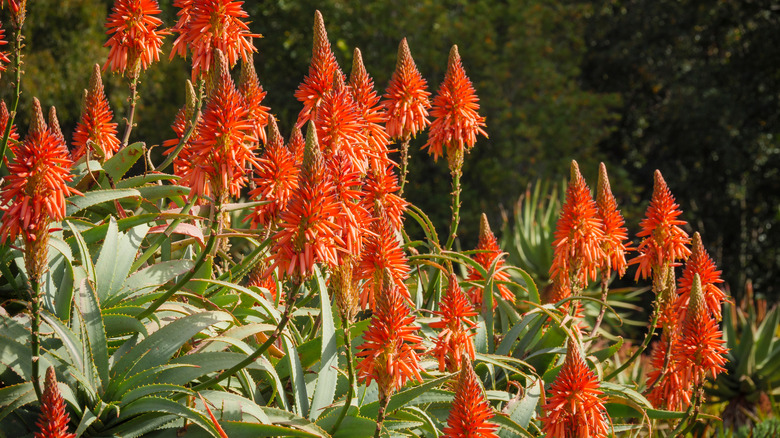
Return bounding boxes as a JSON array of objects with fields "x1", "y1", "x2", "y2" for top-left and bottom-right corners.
[
  {"x1": 355, "y1": 218, "x2": 410, "y2": 310},
  {"x1": 181, "y1": 51, "x2": 258, "y2": 201},
  {"x1": 541, "y1": 339, "x2": 610, "y2": 438},
  {"x1": 360, "y1": 165, "x2": 408, "y2": 230},
  {"x1": 349, "y1": 48, "x2": 392, "y2": 167},
  {"x1": 550, "y1": 161, "x2": 606, "y2": 290},
  {"x1": 238, "y1": 58, "x2": 271, "y2": 145},
  {"x1": 35, "y1": 367, "x2": 76, "y2": 438},
  {"x1": 163, "y1": 81, "x2": 200, "y2": 178},
  {"x1": 383, "y1": 38, "x2": 431, "y2": 141},
  {"x1": 104, "y1": 0, "x2": 167, "y2": 76},
  {"x1": 267, "y1": 122, "x2": 343, "y2": 280},
  {"x1": 645, "y1": 332, "x2": 693, "y2": 411},
  {"x1": 596, "y1": 163, "x2": 629, "y2": 278},
  {"x1": 431, "y1": 274, "x2": 478, "y2": 372},
  {"x1": 631, "y1": 170, "x2": 691, "y2": 280},
  {"x1": 327, "y1": 151, "x2": 372, "y2": 260},
  {"x1": 0, "y1": 99, "x2": 80, "y2": 245},
  {"x1": 287, "y1": 126, "x2": 305, "y2": 164},
  {"x1": 72, "y1": 65, "x2": 121, "y2": 161},
  {"x1": 295, "y1": 11, "x2": 343, "y2": 128},
  {"x1": 247, "y1": 117, "x2": 300, "y2": 229},
  {"x1": 0, "y1": 22, "x2": 10, "y2": 76},
  {"x1": 315, "y1": 72, "x2": 369, "y2": 172},
  {"x1": 442, "y1": 357, "x2": 499, "y2": 438},
  {"x1": 356, "y1": 278, "x2": 424, "y2": 397},
  {"x1": 424, "y1": 45, "x2": 487, "y2": 162},
  {"x1": 466, "y1": 213, "x2": 514, "y2": 308},
  {"x1": 674, "y1": 274, "x2": 728, "y2": 388},
  {"x1": 675, "y1": 232, "x2": 727, "y2": 321},
  {"x1": 0, "y1": 100, "x2": 19, "y2": 142},
  {"x1": 171, "y1": 0, "x2": 260, "y2": 80}
]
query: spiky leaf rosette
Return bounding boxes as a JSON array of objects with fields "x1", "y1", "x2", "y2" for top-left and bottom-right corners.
[
  {"x1": 466, "y1": 213, "x2": 514, "y2": 309},
  {"x1": 442, "y1": 357, "x2": 499, "y2": 438},
  {"x1": 349, "y1": 48, "x2": 392, "y2": 168},
  {"x1": 382, "y1": 38, "x2": 431, "y2": 141},
  {"x1": 423, "y1": 45, "x2": 487, "y2": 163},
  {"x1": 674, "y1": 232, "x2": 727, "y2": 321},
  {"x1": 104, "y1": 0, "x2": 167, "y2": 75},
  {"x1": 431, "y1": 274, "x2": 478, "y2": 372},
  {"x1": 596, "y1": 163, "x2": 629, "y2": 278},
  {"x1": 72, "y1": 65, "x2": 121, "y2": 161},
  {"x1": 35, "y1": 367, "x2": 76, "y2": 438},
  {"x1": 295, "y1": 11, "x2": 343, "y2": 127}
]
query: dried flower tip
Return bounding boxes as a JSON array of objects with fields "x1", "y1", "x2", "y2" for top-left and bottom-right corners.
[
  {"x1": 48, "y1": 106, "x2": 65, "y2": 145},
  {"x1": 30, "y1": 98, "x2": 47, "y2": 135},
  {"x1": 185, "y1": 79, "x2": 197, "y2": 118},
  {"x1": 303, "y1": 120, "x2": 322, "y2": 173}
]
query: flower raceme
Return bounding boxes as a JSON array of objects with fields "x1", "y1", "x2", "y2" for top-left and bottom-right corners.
[
  {"x1": 349, "y1": 48, "x2": 392, "y2": 168},
  {"x1": 423, "y1": 45, "x2": 487, "y2": 164},
  {"x1": 595, "y1": 163, "x2": 629, "y2": 278},
  {"x1": 104, "y1": 0, "x2": 167, "y2": 75},
  {"x1": 442, "y1": 357, "x2": 499, "y2": 438},
  {"x1": 360, "y1": 164, "x2": 408, "y2": 231},
  {"x1": 431, "y1": 274, "x2": 478, "y2": 373},
  {"x1": 72, "y1": 65, "x2": 121, "y2": 161},
  {"x1": 355, "y1": 217, "x2": 410, "y2": 311},
  {"x1": 0, "y1": 100, "x2": 19, "y2": 142},
  {"x1": 295, "y1": 11, "x2": 342, "y2": 128},
  {"x1": 171, "y1": 0, "x2": 260, "y2": 80},
  {"x1": 238, "y1": 59, "x2": 271, "y2": 145},
  {"x1": 315, "y1": 72, "x2": 370, "y2": 173},
  {"x1": 541, "y1": 339, "x2": 610, "y2": 438},
  {"x1": 467, "y1": 213, "x2": 514, "y2": 309},
  {"x1": 382, "y1": 38, "x2": 431, "y2": 141},
  {"x1": 35, "y1": 367, "x2": 75, "y2": 438},
  {"x1": 675, "y1": 232, "x2": 727, "y2": 321},
  {"x1": 163, "y1": 81, "x2": 201, "y2": 180}
]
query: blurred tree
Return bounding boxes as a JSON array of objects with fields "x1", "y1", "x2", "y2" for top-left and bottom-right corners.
[{"x1": 582, "y1": 0, "x2": 780, "y2": 299}]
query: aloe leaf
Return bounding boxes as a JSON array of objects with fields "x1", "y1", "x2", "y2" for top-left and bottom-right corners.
[
  {"x1": 122, "y1": 383, "x2": 194, "y2": 405},
  {"x1": 359, "y1": 374, "x2": 452, "y2": 419},
  {"x1": 66, "y1": 188, "x2": 141, "y2": 216},
  {"x1": 284, "y1": 337, "x2": 310, "y2": 417},
  {"x1": 0, "y1": 382, "x2": 35, "y2": 422},
  {"x1": 112, "y1": 259, "x2": 194, "y2": 307},
  {"x1": 103, "y1": 141, "x2": 144, "y2": 180},
  {"x1": 115, "y1": 173, "x2": 178, "y2": 189},
  {"x1": 76, "y1": 279, "x2": 109, "y2": 387},
  {"x1": 309, "y1": 267, "x2": 337, "y2": 421},
  {"x1": 68, "y1": 221, "x2": 96, "y2": 287},
  {"x1": 116, "y1": 396, "x2": 220, "y2": 437},
  {"x1": 95, "y1": 218, "x2": 149, "y2": 303},
  {"x1": 493, "y1": 413, "x2": 533, "y2": 437},
  {"x1": 40, "y1": 311, "x2": 84, "y2": 373}
]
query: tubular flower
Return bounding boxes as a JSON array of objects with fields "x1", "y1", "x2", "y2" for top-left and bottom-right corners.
[
  {"x1": 72, "y1": 65, "x2": 121, "y2": 161},
  {"x1": 0, "y1": 100, "x2": 19, "y2": 142},
  {"x1": 673, "y1": 274, "x2": 728, "y2": 388},
  {"x1": 382, "y1": 38, "x2": 431, "y2": 141},
  {"x1": 103, "y1": 0, "x2": 167, "y2": 76},
  {"x1": 0, "y1": 22, "x2": 10, "y2": 76},
  {"x1": 327, "y1": 150, "x2": 372, "y2": 259},
  {"x1": 596, "y1": 163, "x2": 629, "y2": 278},
  {"x1": 430, "y1": 274, "x2": 478, "y2": 373},
  {"x1": 630, "y1": 170, "x2": 691, "y2": 281},
  {"x1": 0, "y1": 99, "x2": 80, "y2": 247},
  {"x1": 442, "y1": 358, "x2": 499, "y2": 438},
  {"x1": 356, "y1": 278, "x2": 424, "y2": 398},
  {"x1": 423, "y1": 45, "x2": 487, "y2": 164},
  {"x1": 35, "y1": 367, "x2": 76, "y2": 438},
  {"x1": 355, "y1": 218, "x2": 410, "y2": 311},
  {"x1": 180, "y1": 52, "x2": 259, "y2": 201},
  {"x1": 238, "y1": 59, "x2": 271, "y2": 144},
  {"x1": 541, "y1": 339, "x2": 610, "y2": 438},
  {"x1": 170, "y1": 0, "x2": 260, "y2": 80},
  {"x1": 3, "y1": 1, "x2": 26, "y2": 27},
  {"x1": 163, "y1": 81, "x2": 201, "y2": 179},
  {"x1": 645, "y1": 331, "x2": 692, "y2": 411},
  {"x1": 550, "y1": 161, "x2": 605, "y2": 291},
  {"x1": 295, "y1": 10, "x2": 343, "y2": 127},
  {"x1": 674, "y1": 232, "x2": 727, "y2": 321},
  {"x1": 349, "y1": 48, "x2": 392, "y2": 167},
  {"x1": 246, "y1": 118, "x2": 299, "y2": 229},
  {"x1": 314, "y1": 73, "x2": 369, "y2": 172},
  {"x1": 360, "y1": 164, "x2": 407, "y2": 231},
  {"x1": 466, "y1": 213, "x2": 514, "y2": 309},
  {"x1": 267, "y1": 123, "x2": 343, "y2": 280}
]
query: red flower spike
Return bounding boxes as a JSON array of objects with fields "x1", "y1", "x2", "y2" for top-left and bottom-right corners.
[
  {"x1": 423, "y1": 45, "x2": 487, "y2": 162},
  {"x1": 431, "y1": 274, "x2": 478, "y2": 373},
  {"x1": 170, "y1": 0, "x2": 260, "y2": 80},
  {"x1": 315, "y1": 72, "x2": 370, "y2": 172},
  {"x1": 466, "y1": 213, "x2": 514, "y2": 309},
  {"x1": 675, "y1": 232, "x2": 727, "y2": 321},
  {"x1": 349, "y1": 48, "x2": 392, "y2": 168},
  {"x1": 1, "y1": 99, "x2": 81, "y2": 245},
  {"x1": 645, "y1": 331, "x2": 693, "y2": 411},
  {"x1": 327, "y1": 150, "x2": 372, "y2": 260},
  {"x1": 238, "y1": 59, "x2": 271, "y2": 145},
  {"x1": 541, "y1": 339, "x2": 610, "y2": 438},
  {"x1": 246, "y1": 117, "x2": 300, "y2": 229},
  {"x1": 72, "y1": 65, "x2": 121, "y2": 161},
  {"x1": 104, "y1": 0, "x2": 167, "y2": 75},
  {"x1": 550, "y1": 161, "x2": 605, "y2": 290},
  {"x1": 0, "y1": 100, "x2": 19, "y2": 142},
  {"x1": 295, "y1": 11, "x2": 343, "y2": 128},
  {"x1": 0, "y1": 22, "x2": 10, "y2": 76},
  {"x1": 35, "y1": 367, "x2": 76, "y2": 438},
  {"x1": 356, "y1": 277, "x2": 424, "y2": 398},
  {"x1": 442, "y1": 357, "x2": 499, "y2": 438},
  {"x1": 360, "y1": 164, "x2": 408, "y2": 231},
  {"x1": 180, "y1": 51, "x2": 259, "y2": 201},
  {"x1": 383, "y1": 38, "x2": 431, "y2": 141},
  {"x1": 673, "y1": 274, "x2": 728, "y2": 388},
  {"x1": 355, "y1": 218, "x2": 410, "y2": 311},
  {"x1": 596, "y1": 163, "x2": 629, "y2": 278},
  {"x1": 267, "y1": 122, "x2": 344, "y2": 280},
  {"x1": 630, "y1": 170, "x2": 691, "y2": 280}
]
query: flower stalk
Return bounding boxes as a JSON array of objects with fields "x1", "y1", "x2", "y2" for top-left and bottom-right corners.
[{"x1": 120, "y1": 69, "x2": 140, "y2": 148}]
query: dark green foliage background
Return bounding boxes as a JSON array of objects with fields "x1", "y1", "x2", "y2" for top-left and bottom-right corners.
[{"x1": 1, "y1": 0, "x2": 777, "y2": 300}]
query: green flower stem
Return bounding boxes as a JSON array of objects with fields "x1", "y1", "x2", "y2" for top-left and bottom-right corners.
[
  {"x1": 330, "y1": 316, "x2": 356, "y2": 434},
  {"x1": 192, "y1": 282, "x2": 299, "y2": 391},
  {"x1": 374, "y1": 392, "x2": 391, "y2": 438},
  {"x1": 670, "y1": 384, "x2": 703, "y2": 435},
  {"x1": 444, "y1": 160, "x2": 462, "y2": 253},
  {"x1": 590, "y1": 273, "x2": 610, "y2": 337},
  {"x1": 120, "y1": 72, "x2": 140, "y2": 148},
  {"x1": 156, "y1": 80, "x2": 205, "y2": 173},
  {"x1": 604, "y1": 305, "x2": 660, "y2": 381},
  {"x1": 0, "y1": 24, "x2": 24, "y2": 170},
  {"x1": 398, "y1": 137, "x2": 411, "y2": 197},
  {"x1": 30, "y1": 277, "x2": 42, "y2": 402}
]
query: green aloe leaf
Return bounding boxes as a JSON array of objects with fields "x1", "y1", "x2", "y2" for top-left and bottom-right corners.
[
  {"x1": 66, "y1": 188, "x2": 141, "y2": 216},
  {"x1": 76, "y1": 279, "x2": 109, "y2": 387},
  {"x1": 103, "y1": 141, "x2": 145, "y2": 180},
  {"x1": 309, "y1": 267, "x2": 338, "y2": 421}
]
